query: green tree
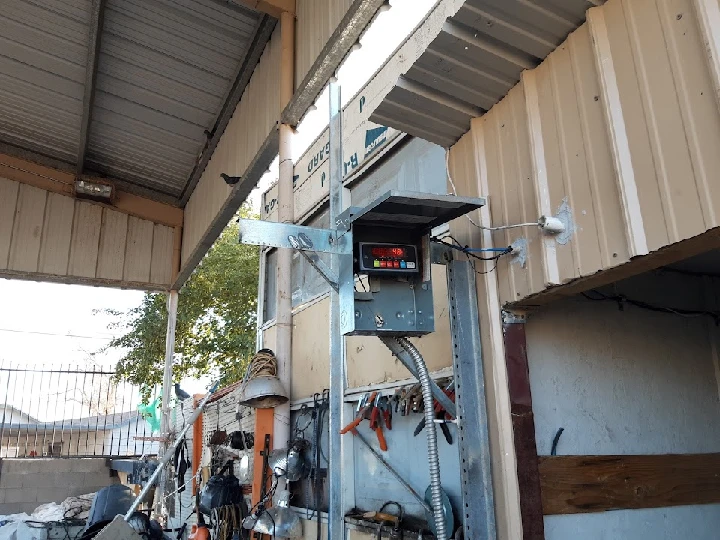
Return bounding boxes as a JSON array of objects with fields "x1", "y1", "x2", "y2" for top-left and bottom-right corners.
[{"x1": 102, "y1": 209, "x2": 260, "y2": 401}]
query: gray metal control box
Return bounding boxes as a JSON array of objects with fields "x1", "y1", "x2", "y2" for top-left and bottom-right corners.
[{"x1": 337, "y1": 191, "x2": 485, "y2": 337}]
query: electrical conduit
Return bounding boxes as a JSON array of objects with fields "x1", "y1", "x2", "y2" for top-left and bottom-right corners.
[{"x1": 396, "y1": 338, "x2": 446, "y2": 539}]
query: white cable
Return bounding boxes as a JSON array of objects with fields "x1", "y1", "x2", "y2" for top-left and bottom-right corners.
[{"x1": 445, "y1": 149, "x2": 540, "y2": 232}]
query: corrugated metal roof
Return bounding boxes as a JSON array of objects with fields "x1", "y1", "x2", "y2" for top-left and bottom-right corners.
[
  {"x1": 370, "y1": 0, "x2": 601, "y2": 147},
  {"x1": 0, "y1": 0, "x2": 88, "y2": 164},
  {"x1": 0, "y1": 0, "x2": 270, "y2": 202}
]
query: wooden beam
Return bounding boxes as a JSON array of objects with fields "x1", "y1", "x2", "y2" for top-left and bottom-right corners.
[
  {"x1": 252, "y1": 408, "x2": 275, "y2": 508},
  {"x1": 503, "y1": 316, "x2": 545, "y2": 539},
  {"x1": 0, "y1": 154, "x2": 183, "y2": 228},
  {"x1": 539, "y1": 454, "x2": 720, "y2": 515}
]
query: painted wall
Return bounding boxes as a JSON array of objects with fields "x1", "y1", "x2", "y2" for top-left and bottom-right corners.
[
  {"x1": 0, "y1": 177, "x2": 175, "y2": 290},
  {"x1": 526, "y1": 271, "x2": 720, "y2": 538},
  {"x1": 448, "y1": 0, "x2": 720, "y2": 307}
]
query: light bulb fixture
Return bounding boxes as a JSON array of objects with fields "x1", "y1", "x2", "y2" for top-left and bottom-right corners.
[{"x1": 74, "y1": 178, "x2": 115, "y2": 202}]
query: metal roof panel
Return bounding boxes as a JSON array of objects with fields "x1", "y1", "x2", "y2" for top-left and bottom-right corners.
[{"x1": 370, "y1": 0, "x2": 601, "y2": 147}]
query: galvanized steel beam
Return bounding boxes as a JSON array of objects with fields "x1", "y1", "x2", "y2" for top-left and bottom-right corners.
[
  {"x1": 447, "y1": 260, "x2": 496, "y2": 539},
  {"x1": 76, "y1": 0, "x2": 107, "y2": 175}
]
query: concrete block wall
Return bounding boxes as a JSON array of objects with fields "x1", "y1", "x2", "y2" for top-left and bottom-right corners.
[{"x1": 0, "y1": 458, "x2": 116, "y2": 515}]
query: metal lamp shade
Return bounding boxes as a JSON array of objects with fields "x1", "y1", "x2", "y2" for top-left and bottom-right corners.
[{"x1": 237, "y1": 375, "x2": 289, "y2": 408}]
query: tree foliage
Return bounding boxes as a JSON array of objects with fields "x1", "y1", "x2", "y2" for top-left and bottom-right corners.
[{"x1": 102, "y1": 208, "x2": 260, "y2": 400}]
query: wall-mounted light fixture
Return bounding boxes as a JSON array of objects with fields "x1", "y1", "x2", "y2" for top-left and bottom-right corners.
[{"x1": 74, "y1": 178, "x2": 115, "y2": 202}]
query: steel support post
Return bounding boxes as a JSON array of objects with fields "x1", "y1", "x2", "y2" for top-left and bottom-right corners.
[
  {"x1": 328, "y1": 81, "x2": 347, "y2": 540},
  {"x1": 446, "y1": 261, "x2": 496, "y2": 539},
  {"x1": 155, "y1": 289, "x2": 178, "y2": 516}
]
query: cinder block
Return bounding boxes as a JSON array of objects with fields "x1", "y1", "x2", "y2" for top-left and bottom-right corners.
[
  {"x1": 94, "y1": 516, "x2": 142, "y2": 540},
  {"x1": 0, "y1": 473, "x2": 25, "y2": 489},
  {"x1": 38, "y1": 487, "x2": 75, "y2": 505},
  {"x1": 82, "y1": 471, "x2": 112, "y2": 488},
  {"x1": 0, "y1": 501, "x2": 37, "y2": 515},
  {"x1": 5, "y1": 487, "x2": 38, "y2": 504},
  {"x1": 68, "y1": 459, "x2": 109, "y2": 473},
  {"x1": 52, "y1": 472, "x2": 87, "y2": 487},
  {"x1": 18, "y1": 473, "x2": 53, "y2": 489}
]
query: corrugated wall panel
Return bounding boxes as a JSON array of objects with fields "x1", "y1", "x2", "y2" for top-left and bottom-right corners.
[
  {"x1": 295, "y1": 0, "x2": 354, "y2": 87},
  {"x1": 9, "y1": 184, "x2": 47, "y2": 273},
  {"x1": 0, "y1": 176, "x2": 175, "y2": 290},
  {"x1": 39, "y1": 193, "x2": 76, "y2": 276},
  {"x1": 68, "y1": 202, "x2": 103, "y2": 278},
  {"x1": 0, "y1": 178, "x2": 19, "y2": 270},
  {"x1": 182, "y1": 26, "x2": 281, "y2": 267},
  {"x1": 449, "y1": 0, "x2": 720, "y2": 306},
  {"x1": 97, "y1": 209, "x2": 129, "y2": 281}
]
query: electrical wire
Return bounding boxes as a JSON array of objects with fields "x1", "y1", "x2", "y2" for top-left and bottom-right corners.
[
  {"x1": 581, "y1": 290, "x2": 720, "y2": 323},
  {"x1": 445, "y1": 149, "x2": 540, "y2": 231}
]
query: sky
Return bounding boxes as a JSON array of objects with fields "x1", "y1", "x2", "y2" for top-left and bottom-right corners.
[{"x1": 0, "y1": 0, "x2": 436, "y2": 417}]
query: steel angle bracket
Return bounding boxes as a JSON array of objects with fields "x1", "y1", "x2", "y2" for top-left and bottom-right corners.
[
  {"x1": 238, "y1": 218, "x2": 351, "y2": 292},
  {"x1": 237, "y1": 219, "x2": 351, "y2": 255}
]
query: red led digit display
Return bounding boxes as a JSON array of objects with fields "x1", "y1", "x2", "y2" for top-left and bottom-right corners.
[{"x1": 370, "y1": 246, "x2": 406, "y2": 258}]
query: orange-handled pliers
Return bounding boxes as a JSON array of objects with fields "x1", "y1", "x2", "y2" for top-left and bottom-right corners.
[{"x1": 340, "y1": 391, "x2": 377, "y2": 434}]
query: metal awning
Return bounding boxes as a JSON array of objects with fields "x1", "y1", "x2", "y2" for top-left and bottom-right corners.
[
  {"x1": 370, "y1": 0, "x2": 600, "y2": 147},
  {"x1": 0, "y1": 0, "x2": 274, "y2": 204}
]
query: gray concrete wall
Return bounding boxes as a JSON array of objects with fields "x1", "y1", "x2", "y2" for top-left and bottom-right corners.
[
  {"x1": 526, "y1": 271, "x2": 720, "y2": 539},
  {"x1": 0, "y1": 458, "x2": 115, "y2": 515}
]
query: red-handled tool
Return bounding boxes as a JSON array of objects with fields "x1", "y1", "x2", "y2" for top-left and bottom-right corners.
[{"x1": 340, "y1": 391, "x2": 376, "y2": 434}]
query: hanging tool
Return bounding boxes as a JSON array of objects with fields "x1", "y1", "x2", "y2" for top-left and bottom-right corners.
[
  {"x1": 369, "y1": 393, "x2": 388, "y2": 451},
  {"x1": 340, "y1": 391, "x2": 376, "y2": 434},
  {"x1": 380, "y1": 397, "x2": 392, "y2": 430},
  {"x1": 413, "y1": 386, "x2": 455, "y2": 444}
]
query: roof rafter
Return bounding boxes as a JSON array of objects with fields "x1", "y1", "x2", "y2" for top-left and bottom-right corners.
[{"x1": 76, "y1": 0, "x2": 107, "y2": 176}]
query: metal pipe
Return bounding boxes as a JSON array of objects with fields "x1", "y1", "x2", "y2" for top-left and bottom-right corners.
[
  {"x1": 155, "y1": 290, "x2": 179, "y2": 514},
  {"x1": 274, "y1": 9, "x2": 295, "y2": 449},
  {"x1": 125, "y1": 383, "x2": 218, "y2": 520},
  {"x1": 379, "y1": 337, "x2": 457, "y2": 418},
  {"x1": 352, "y1": 428, "x2": 431, "y2": 514},
  {"x1": 397, "y1": 338, "x2": 446, "y2": 539}
]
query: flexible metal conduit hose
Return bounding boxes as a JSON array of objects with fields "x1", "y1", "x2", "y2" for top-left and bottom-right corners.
[{"x1": 396, "y1": 337, "x2": 446, "y2": 539}]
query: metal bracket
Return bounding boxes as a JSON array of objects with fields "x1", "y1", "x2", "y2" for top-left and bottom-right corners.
[
  {"x1": 501, "y1": 310, "x2": 527, "y2": 324},
  {"x1": 298, "y1": 250, "x2": 339, "y2": 292},
  {"x1": 238, "y1": 219, "x2": 351, "y2": 254}
]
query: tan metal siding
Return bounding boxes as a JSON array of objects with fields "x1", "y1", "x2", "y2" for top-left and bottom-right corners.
[
  {"x1": 68, "y1": 202, "x2": 103, "y2": 278},
  {"x1": 39, "y1": 192, "x2": 75, "y2": 276},
  {"x1": 9, "y1": 184, "x2": 47, "y2": 273},
  {"x1": 150, "y1": 224, "x2": 174, "y2": 285},
  {"x1": 295, "y1": 0, "x2": 353, "y2": 87},
  {"x1": 449, "y1": 0, "x2": 720, "y2": 306},
  {"x1": 0, "y1": 178, "x2": 19, "y2": 269},
  {"x1": 182, "y1": 26, "x2": 282, "y2": 267},
  {"x1": 0, "y1": 176, "x2": 175, "y2": 290},
  {"x1": 96, "y1": 209, "x2": 129, "y2": 281}
]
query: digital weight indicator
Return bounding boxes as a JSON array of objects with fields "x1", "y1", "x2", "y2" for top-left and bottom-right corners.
[{"x1": 357, "y1": 242, "x2": 419, "y2": 274}]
